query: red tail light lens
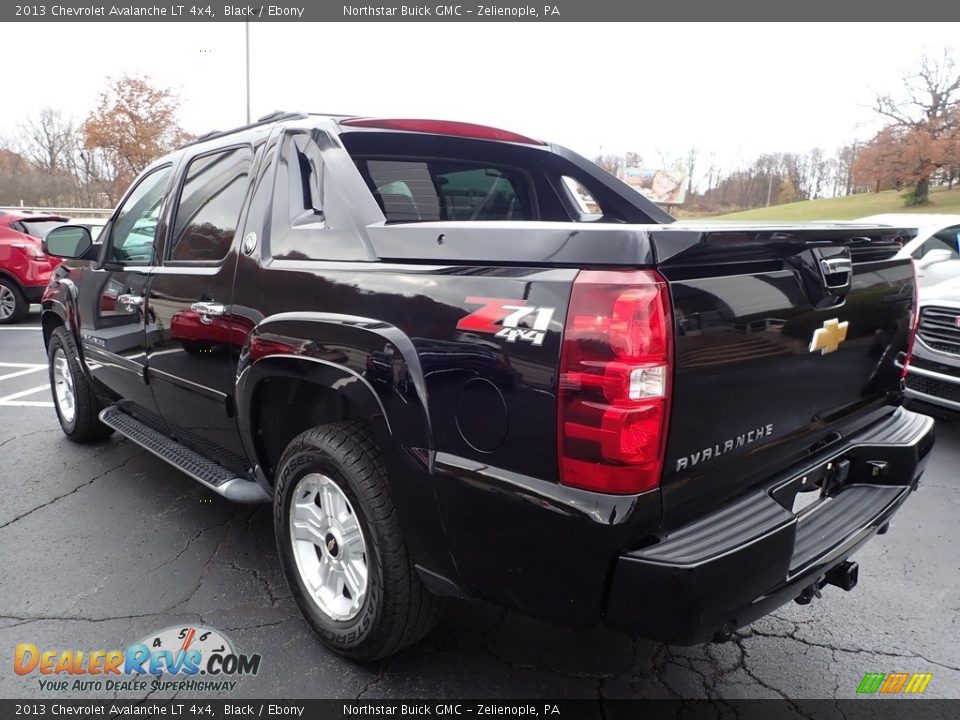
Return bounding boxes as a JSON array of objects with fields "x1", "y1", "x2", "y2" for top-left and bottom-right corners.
[
  {"x1": 558, "y1": 270, "x2": 673, "y2": 494},
  {"x1": 902, "y1": 261, "x2": 920, "y2": 381},
  {"x1": 11, "y1": 242, "x2": 45, "y2": 260}
]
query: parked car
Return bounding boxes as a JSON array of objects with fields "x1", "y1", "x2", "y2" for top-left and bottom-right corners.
[
  {"x1": 903, "y1": 274, "x2": 960, "y2": 415},
  {"x1": 857, "y1": 213, "x2": 960, "y2": 286},
  {"x1": 0, "y1": 211, "x2": 66, "y2": 323},
  {"x1": 41, "y1": 113, "x2": 934, "y2": 661}
]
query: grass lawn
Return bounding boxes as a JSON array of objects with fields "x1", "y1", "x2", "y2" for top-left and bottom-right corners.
[{"x1": 711, "y1": 186, "x2": 960, "y2": 221}]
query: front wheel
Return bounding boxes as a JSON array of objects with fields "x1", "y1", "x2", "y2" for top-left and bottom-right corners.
[{"x1": 274, "y1": 422, "x2": 443, "y2": 661}]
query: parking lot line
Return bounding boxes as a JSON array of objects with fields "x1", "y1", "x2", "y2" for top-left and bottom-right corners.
[
  {"x1": 0, "y1": 326, "x2": 42, "y2": 331},
  {"x1": 0, "y1": 384, "x2": 53, "y2": 407},
  {"x1": 0, "y1": 365, "x2": 46, "y2": 382}
]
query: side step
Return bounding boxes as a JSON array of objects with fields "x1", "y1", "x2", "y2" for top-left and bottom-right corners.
[{"x1": 99, "y1": 405, "x2": 269, "y2": 504}]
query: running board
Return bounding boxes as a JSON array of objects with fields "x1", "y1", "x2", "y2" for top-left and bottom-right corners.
[{"x1": 99, "y1": 405, "x2": 269, "y2": 504}]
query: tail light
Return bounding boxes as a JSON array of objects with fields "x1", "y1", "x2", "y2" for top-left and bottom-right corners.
[
  {"x1": 11, "y1": 242, "x2": 45, "y2": 260},
  {"x1": 558, "y1": 270, "x2": 673, "y2": 494},
  {"x1": 901, "y1": 261, "x2": 920, "y2": 381}
]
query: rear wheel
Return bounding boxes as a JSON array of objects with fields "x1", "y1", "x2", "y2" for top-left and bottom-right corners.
[
  {"x1": 48, "y1": 326, "x2": 113, "y2": 442},
  {"x1": 0, "y1": 278, "x2": 28, "y2": 324},
  {"x1": 274, "y1": 422, "x2": 443, "y2": 661}
]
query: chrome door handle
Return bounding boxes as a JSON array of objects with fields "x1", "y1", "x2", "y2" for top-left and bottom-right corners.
[
  {"x1": 117, "y1": 294, "x2": 144, "y2": 308},
  {"x1": 191, "y1": 301, "x2": 226, "y2": 317}
]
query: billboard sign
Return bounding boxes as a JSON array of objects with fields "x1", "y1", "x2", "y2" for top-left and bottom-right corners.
[{"x1": 618, "y1": 167, "x2": 688, "y2": 205}]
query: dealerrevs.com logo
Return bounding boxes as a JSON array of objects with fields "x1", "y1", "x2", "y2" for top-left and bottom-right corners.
[{"x1": 14, "y1": 625, "x2": 262, "y2": 693}]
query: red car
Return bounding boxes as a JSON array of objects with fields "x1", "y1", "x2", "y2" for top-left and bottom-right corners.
[{"x1": 0, "y1": 211, "x2": 66, "y2": 323}]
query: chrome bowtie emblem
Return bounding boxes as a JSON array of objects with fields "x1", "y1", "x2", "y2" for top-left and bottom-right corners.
[{"x1": 809, "y1": 318, "x2": 849, "y2": 355}]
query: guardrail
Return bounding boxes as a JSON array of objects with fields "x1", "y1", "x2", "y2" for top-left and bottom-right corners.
[{"x1": 0, "y1": 206, "x2": 112, "y2": 218}]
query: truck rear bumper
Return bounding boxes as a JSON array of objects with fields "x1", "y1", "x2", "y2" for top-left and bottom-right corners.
[{"x1": 605, "y1": 407, "x2": 935, "y2": 644}]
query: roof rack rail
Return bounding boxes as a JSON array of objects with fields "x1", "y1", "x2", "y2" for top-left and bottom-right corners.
[
  {"x1": 191, "y1": 130, "x2": 222, "y2": 143},
  {"x1": 180, "y1": 111, "x2": 309, "y2": 149}
]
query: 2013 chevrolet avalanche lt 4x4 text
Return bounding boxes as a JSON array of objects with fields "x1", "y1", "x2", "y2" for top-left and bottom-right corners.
[{"x1": 40, "y1": 112, "x2": 935, "y2": 660}]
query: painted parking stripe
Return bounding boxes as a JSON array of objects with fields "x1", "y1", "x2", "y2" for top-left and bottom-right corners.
[
  {"x1": 0, "y1": 365, "x2": 46, "y2": 382},
  {"x1": 0, "y1": 326, "x2": 42, "y2": 330},
  {"x1": 0, "y1": 384, "x2": 53, "y2": 407}
]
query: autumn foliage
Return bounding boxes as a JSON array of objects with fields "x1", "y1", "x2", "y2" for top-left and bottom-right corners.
[
  {"x1": 82, "y1": 74, "x2": 192, "y2": 199},
  {"x1": 854, "y1": 51, "x2": 960, "y2": 206}
]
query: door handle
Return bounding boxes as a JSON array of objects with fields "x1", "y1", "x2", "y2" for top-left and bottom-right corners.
[
  {"x1": 191, "y1": 301, "x2": 226, "y2": 318},
  {"x1": 117, "y1": 294, "x2": 144, "y2": 309}
]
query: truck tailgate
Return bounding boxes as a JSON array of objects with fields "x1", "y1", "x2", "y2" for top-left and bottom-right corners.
[{"x1": 652, "y1": 226, "x2": 915, "y2": 521}]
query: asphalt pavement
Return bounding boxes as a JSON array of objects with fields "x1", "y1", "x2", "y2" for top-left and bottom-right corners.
[{"x1": 1, "y1": 308, "x2": 958, "y2": 701}]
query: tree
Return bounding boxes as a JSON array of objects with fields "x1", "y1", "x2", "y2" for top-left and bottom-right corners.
[
  {"x1": 834, "y1": 143, "x2": 861, "y2": 196},
  {"x1": 684, "y1": 147, "x2": 698, "y2": 198},
  {"x1": 777, "y1": 175, "x2": 799, "y2": 205},
  {"x1": 852, "y1": 128, "x2": 904, "y2": 193},
  {"x1": 870, "y1": 49, "x2": 960, "y2": 205},
  {"x1": 82, "y1": 74, "x2": 191, "y2": 201},
  {"x1": 19, "y1": 108, "x2": 77, "y2": 175}
]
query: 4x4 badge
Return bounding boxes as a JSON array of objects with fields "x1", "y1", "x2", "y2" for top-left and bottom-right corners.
[
  {"x1": 809, "y1": 318, "x2": 849, "y2": 355},
  {"x1": 457, "y1": 297, "x2": 556, "y2": 347}
]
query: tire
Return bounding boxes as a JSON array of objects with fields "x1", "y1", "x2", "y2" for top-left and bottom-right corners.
[
  {"x1": 274, "y1": 421, "x2": 443, "y2": 661},
  {"x1": 48, "y1": 326, "x2": 114, "y2": 442},
  {"x1": 0, "y1": 277, "x2": 28, "y2": 324}
]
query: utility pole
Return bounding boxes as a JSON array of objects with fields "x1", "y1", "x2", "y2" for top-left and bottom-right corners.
[
  {"x1": 765, "y1": 174, "x2": 773, "y2": 206},
  {"x1": 245, "y1": 21, "x2": 251, "y2": 124}
]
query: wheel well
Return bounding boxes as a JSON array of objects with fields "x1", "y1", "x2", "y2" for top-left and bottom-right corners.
[
  {"x1": 41, "y1": 312, "x2": 64, "y2": 349},
  {"x1": 0, "y1": 270, "x2": 26, "y2": 298},
  {"x1": 252, "y1": 376, "x2": 376, "y2": 482}
]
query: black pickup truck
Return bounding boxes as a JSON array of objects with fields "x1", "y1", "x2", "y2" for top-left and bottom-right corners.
[{"x1": 41, "y1": 113, "x2": 935, "y2": 661}]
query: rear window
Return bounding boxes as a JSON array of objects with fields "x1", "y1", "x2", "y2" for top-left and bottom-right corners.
[
  {"x1": 17, "y1": 219, "x2": 66, "y2": 239},
  {"x1": 360, "y1": 159, "x2": 532, "y2": 223}
]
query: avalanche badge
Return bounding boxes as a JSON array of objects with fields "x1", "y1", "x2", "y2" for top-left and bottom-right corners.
[{"x1": 809, "y1": 318, "x2": 849, "y2": 355}]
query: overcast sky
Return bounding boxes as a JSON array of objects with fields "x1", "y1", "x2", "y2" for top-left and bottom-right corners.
[{"x1": 4, "y1": 22, "x2": 957, "y2": 176}]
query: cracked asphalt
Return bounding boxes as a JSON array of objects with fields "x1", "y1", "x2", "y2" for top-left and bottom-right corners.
[{"x1": 1, "y1": 311, "x2": 959, "y2": 701}]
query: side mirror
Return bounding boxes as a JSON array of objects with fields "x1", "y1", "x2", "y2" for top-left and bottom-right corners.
[
  {"x1": 915, "y1": 248, "x2": 953, "y2": 270},
  {"x1": 43, "y1": 225, "x2": 93, "y2": 259}
]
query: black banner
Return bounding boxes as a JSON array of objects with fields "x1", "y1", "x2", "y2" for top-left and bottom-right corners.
[
  {"x1": 3, "y1": 1, "x2": 960, "y2": 22},
  {"x1": 0, "y1": 700, "x2": 958, "y2": 720}
]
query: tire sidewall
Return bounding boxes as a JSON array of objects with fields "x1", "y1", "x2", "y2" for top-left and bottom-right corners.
[
  {"x1": 0, "y1": 279, "x2": 27, "y2": 324},
  {"x1": 274, "y1": 444, "x2": 384, "y2": 652},
  {"x1": 48, "y1": 330, "x2": 78, "y2": 435}
]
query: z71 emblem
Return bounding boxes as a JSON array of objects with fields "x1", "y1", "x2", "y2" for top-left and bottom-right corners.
[{"x1": 457, "y1": 297, "x2": 556, "y2": 347}]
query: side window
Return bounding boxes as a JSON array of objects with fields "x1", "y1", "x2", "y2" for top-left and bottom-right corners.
[
  {"x1": 913, "y1": 228, "x2": 960, "y2": 259},
  {"x1": 169, "y1": 147, "x2": 252, "y2": 262},
  {"x1": 108, "y1": 165, "x2": 173, "y2": 265},
  {"x1": 561, "y1": 176, "x2": 603, "y2": 218}
]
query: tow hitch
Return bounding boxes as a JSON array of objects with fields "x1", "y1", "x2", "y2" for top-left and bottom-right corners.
[
  {"x1": 826, "y1": 560, "x2": 859, "y2": 591},
  {"x1": 795, "y1": 561, "x2": 859, "y2": 605}
]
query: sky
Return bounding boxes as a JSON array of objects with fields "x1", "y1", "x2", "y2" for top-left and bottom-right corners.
[{"x1": 3, "y1": 22, "x2": 958, "y2": 179}]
